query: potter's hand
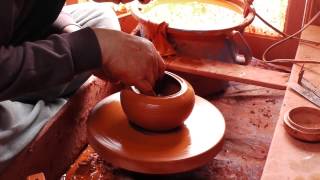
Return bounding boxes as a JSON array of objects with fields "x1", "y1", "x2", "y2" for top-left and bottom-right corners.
[
  {"x1": 93, "y1": 28, "x2": 165, "y2": 94},
  {"x1": 93, "y1": 0, "x2": 151, "y2": 4}
]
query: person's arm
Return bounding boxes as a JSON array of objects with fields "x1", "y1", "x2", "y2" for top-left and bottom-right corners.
[
  {"x1": 92, "y1": 29, "x2": 165, "y2": 94},
  {"x1": 0, "y1": 28, "x2": 101, "y2": 101},
  {"x1": 0, "y1": 0, "x2": 164, "y2": 100},
  {"x1": 0, "y1": 27, "x2": 165, "y2": 100}
]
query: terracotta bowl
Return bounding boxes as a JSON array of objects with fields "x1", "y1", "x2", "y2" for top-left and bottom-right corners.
[
  {"x1": 286, "y1": 106, "x2": 320, "y2": 134},
  {"x1": 120, "y1": 71, "x2": 195, "y2": 131},
  {"x1": 283, "y1": 106, "x2": 320, "y2": 142}
]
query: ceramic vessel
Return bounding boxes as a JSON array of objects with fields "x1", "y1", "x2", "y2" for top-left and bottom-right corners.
[
  {"x1": 130, "y1": 0, "x2": 254, "y2": 64},
  {"x1": 284, "y1": 106, "x2": 320, "y2": 142},
  {"x1": 286, "y1": 106, "x2": 320, "y2": 134},
  {"x1": 120, "y1": 71, "x2": 195, "y2": 131},
  {"x1": 130, "y1": 0, "x2": 255, "y2": 95}
]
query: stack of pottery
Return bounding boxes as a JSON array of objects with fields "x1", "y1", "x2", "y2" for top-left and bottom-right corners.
[{"x1": 284, "y1": 106, "x2": 320, "y2": 142}]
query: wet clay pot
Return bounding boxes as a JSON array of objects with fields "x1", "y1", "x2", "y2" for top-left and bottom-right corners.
[
  {"x1": 130, "y1": 0, "x2": 255, "y2": 95},
  {"x1": 120, "y1": 71, "x2": 195, "y2": 131}
]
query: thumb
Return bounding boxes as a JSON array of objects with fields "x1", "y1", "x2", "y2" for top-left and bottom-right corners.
[{"x1": 134, "y1": 80, "x2": 156, "y2": 96}]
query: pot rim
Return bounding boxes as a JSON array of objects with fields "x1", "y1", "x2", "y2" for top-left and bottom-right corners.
[
  {"x1": 129, "y1": 71, "x2": 189, "y2": 99},
  {"x1": 286, "y1": 106, "x2": 320, "y2": 134},
  {"x1": 130, "y1": 0, "x2": 255, "y2": 35}
]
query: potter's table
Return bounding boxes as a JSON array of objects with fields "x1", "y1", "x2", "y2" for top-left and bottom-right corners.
[{"x1": 261, "y1": 25, "x2": 320, "y2": 179}]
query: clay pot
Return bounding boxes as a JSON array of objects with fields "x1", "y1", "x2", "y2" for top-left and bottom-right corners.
[
  {"x1": 284, "y1": 106, "x2": 320, "y2": 142},
  {"x1": 120, "y1": 71, "x2": 195, "y2": 131},
  {"x1": 130, "y1": 0, "x2": 254, "y2": 63},
  {"x1": 130, "y1": 0, "x2": 255, "y2": 95},
  {"x1": 287, "y1": 107, "x2": 320, "y2": 134}
]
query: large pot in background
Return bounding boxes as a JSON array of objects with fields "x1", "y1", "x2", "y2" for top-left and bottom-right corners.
[{"x1": 130, "y1": 0, "x2": 255, "y2": 96}]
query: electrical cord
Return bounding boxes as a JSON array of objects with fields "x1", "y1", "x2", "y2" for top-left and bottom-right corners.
[
  {"x1": 245, "y1": 0, "x2": 320, "y2": 68},
  {"x1": 255, "y1": 11, "x2": 320, "y2": 46},
  {"x1": 261, "y1": 10, "x2": 320, "y2": 64},
  {"x1": 245, "y1": 0, "x2": 320, "y2": 73}
]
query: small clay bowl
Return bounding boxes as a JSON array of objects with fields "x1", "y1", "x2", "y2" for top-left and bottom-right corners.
[
  {"x1": 120, "y1": 71, "x2": 195, "y2": 131},
  {"x1": 286, "y1": 106, "x2": 320, "y2": 134},
  {"x1": 283, "y1": 106, "x2": 320, "y2": 142}
]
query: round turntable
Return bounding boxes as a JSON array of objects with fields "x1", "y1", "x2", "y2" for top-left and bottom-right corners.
[{"x1": 87, "y1": 92, "x2": 225, "y2": 174}]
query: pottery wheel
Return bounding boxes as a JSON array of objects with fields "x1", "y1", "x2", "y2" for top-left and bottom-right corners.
[{"x1": 87, "y1": 92, "x2": 225, "y2": 174}]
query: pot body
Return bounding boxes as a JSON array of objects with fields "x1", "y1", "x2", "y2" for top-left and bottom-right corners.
[
  {"x1": 132, "y1": 0, "x2": 254, "y2": 63},
  {"x1": 131, "y1": 0, "x2": 254, "y2": 95},
  {"x1": 120, "y1": 71, "x2": 195, "y2": 131},
  {"x1": 169, "y1": 34, "x2": 235, "y2": 62}
]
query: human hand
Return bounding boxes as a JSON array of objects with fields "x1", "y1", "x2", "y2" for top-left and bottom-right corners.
[{"x1": 93, "y1": 28, "x2": 165, "y2": 94}]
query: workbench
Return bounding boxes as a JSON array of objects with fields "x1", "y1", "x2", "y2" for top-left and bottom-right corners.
[{"x1": 261, "y1": 25, "x2": 320, "y2": 179}]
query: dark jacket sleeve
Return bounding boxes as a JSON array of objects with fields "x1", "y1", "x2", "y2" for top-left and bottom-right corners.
[{"x1": 0, "y1": 28, "x2": 102, "y2": 101}]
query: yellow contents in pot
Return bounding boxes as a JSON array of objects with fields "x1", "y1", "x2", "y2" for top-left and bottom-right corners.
[{"x1": 142, "y1": 0, "x2": 244, "y2": 30}]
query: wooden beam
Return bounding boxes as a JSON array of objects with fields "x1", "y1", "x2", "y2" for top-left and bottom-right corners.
[{"x1": 165, "y1": 56, "x2": 289, "y2": 90}]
